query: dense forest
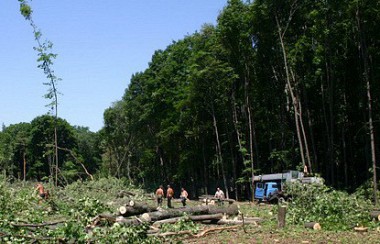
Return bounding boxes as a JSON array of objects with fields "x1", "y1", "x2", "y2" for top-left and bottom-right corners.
[{"x1": 1, "y1": 0, "x2": 379, "y2": 200}]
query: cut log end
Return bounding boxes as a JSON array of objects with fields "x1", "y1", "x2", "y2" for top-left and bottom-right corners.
[
  {"x1": 141, "y1": 213, "x2": 152, "y2": 222},
  {"x1": 119, "y1": 206, "x2": 127, "y2": 215}
]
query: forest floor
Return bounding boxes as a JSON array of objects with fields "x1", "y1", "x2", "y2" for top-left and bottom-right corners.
[{"x1": 163, "y1": 201, "x2": 380, "y2": 244}]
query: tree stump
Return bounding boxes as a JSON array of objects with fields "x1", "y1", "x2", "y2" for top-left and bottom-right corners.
[
  {"x1": 277, "y1": 206, "x2": 287, "y2": 228},
  {"x1": 370, "y1": 211, "x2": 380, "y2": 221}
]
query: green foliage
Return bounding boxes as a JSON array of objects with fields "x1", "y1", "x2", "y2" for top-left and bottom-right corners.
[
  {"x1": 160, "y1": 214, "x2": 200, "y2": 234},
  {"x1": 0, "y1": 177, "x2": 159, "y2": 243},
  {"x1": 88, "y1": 223, "x2": 159, "y2": 244},
  {"x1": 285, "y1": 182, "x2": 374, "y2": 230},
  {"x1": 19, "y1": 2, "x2": 32, "y2": 20}
]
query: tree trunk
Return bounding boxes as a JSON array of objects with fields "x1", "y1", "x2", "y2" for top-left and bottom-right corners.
[
  {"x1": 370, "y1": 211, "x2": 380, "y2": 221},
  {"x1": 211, "y1": 107, "x2": 229, "y2": 199},
  {"x1": 356, "y1": 5, "x2": 377, "y2": 205},
  {"x1": 141, "y1": 204, "x2": 238, "y2": 222},
  {"x1": 275, "y1": 14, "x2": 309, "y2": 172},
  {"x1": 153, "y1": 213, "x2": 224, "y2": 226},
  {"x1": 118, "y1": 201, "x2": 157, "y2": 217},
  {"x1": 277, "y1": 206, "x2": 287, "y2": 228}
]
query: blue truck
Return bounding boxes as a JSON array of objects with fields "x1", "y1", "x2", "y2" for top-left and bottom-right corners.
[
  {"x1": 253, "y1": 170, "x2": 322, "y2": 203},
  {"x1": 254, "y1": 181, "x2": 282, "y2": 202}
]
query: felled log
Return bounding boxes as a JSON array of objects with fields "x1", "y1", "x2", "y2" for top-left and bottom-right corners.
[
  {"x1": 354, "y1": 226, "x2": 368, "y2": 232},
  {"x1": 128, "y1": 200, "x2": 156, "y2": 211},
  {"x1": 119, "y1": 200, "x2": 157, "y2": 217},
  {"x1": 304, "y1": 222, "x2": 321, "y2": 230},
  {"x1": 216, "y1": 219, "x2": 258, "y2": 225},
  {"x1": 141, "y1": 204, "x2": 238, "y2": 222},
  {"x1": 153, "y1": 213, "x2": 224, "y2": 226},
  {"x1": 115, "y1": 216, "x2": 142, "y2": 226},
  {"x1": 10, "y1": 220, "x2": 66, "y2": 228},
  {"x1": 116, "y1": 190, "x2": 136, "y2": 198},
  {"x1": 199, "y1": 195, "x2": 236, "y2": 204},
  {"x1": 149, "y1": 225, "x2": 240, "y2": 238},
  {"x1": 370, "y1": 210, "x2": 380, "y2": 221}
]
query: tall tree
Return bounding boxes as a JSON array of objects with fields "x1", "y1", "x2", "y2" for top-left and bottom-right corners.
[{"x1": 19, "y1": 0, "x2": 61, "y2": 186}]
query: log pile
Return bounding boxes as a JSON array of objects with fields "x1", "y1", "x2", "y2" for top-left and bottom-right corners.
[{"x1": 88, "y1": 199, "x2": 261, "y2": 236}]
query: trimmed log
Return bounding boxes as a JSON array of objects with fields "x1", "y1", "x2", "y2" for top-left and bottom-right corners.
[
  {"x1": 304, "y1": 222, "x2": 321, "y2": 230},
  {"x1": 152, "y1": 213, "x2": 224, "y2": 226},
  {"x1": 370, "y1": 211, "x2": 380, "y2": 221},
  {"x1": 128, "y1": 200, "x2": 156, "y2": 212},
  {"x1": 216, "y1": 219, "x2": 258, "y2": 225},
  {"x1": 277, "y1": 206, "x2": 287, "y2": 228},
  {"x1": 116, "y1": 190, "x2": 136, "y2": 198},
  {"x1": 242, "y1": 217, "x2": 265, "y2": 223},
  {"x1": 10, "y1": 220, "x2": 65, "y2": 228},
  {"x1": 141, "y1": 204, "x2": 238, "y2": 222},
  {"x1": 354, "y1": 226, "x2": 368, "y2": 232},
  {"x1": 118, "y1": 201, "x2": 157, "y2": 217},
  {"x1": 115, "y1": 216, "x2": 142, "y2": 226},
  {"x1": 199, "y1": 195, "x2": 236, "y2": 204}
]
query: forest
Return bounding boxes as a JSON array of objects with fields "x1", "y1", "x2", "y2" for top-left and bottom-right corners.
[{"x1": 1, "y1": 0, "x2": 379, "y2": 202}]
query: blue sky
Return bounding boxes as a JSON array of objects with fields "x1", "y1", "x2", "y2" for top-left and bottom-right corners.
[{"x1": 0, "y1": 0, "x2": 227, "y2": 132}]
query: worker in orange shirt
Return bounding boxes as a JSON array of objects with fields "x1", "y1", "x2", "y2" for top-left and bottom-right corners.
[{"x1": 166, "y1": 185, "x2": 174, "y2": 208}]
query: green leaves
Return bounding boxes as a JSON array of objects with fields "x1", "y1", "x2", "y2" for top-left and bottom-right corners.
[
  {"x1": 286, "y1": 182, "x2": 373, "y2": 230},
  {"x1": 19, "y1": 2, "x2": 32, "y2": 20}
]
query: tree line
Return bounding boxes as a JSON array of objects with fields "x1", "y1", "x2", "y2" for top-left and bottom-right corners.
[{"x1": 1, "y1": 0, "x2": 379, "y2": 201}]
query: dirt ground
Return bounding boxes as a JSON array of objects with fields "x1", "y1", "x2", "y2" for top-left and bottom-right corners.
[
  {"x1": 162, "y1": 201, "x2": 380, "y2": 244},
  {"x1": 182, "y1": 227, "x2": 380, "y2": 244}
]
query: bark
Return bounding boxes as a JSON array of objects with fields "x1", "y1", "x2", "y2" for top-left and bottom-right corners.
[
  {"x1": 119, "y1": 201, "x2": 157, "y2": 217},
  {"x1": 10, "y1": 220, "x2": 65, "y2": 228},
  {"x1": 141, "y1": 204, "x2": 239, "y2": 222},
  {"x1": 153, "y1": 213, "x2": 224, "y2": 226},
  {"x1": 304, "y1": 222, "x2": 321, "y2": 230},
  {"x1": 216, "y1": 219, "x2": 258, "y2": 225},
  {"x1": 370, "y1": 211, "x2": 380, "y2": 221},
  {"x1": 116, "y1": 190, "x2": 136, "y2": 198},
  {"x1": 277, "y1": 206, "x2": 287, "y2": 228},
  {"x1": 198, "y1": 195, "x2": 236, "y2": 204}
]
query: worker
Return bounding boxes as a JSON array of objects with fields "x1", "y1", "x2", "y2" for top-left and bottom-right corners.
[
  {"x1": 180, "y1": 187, "x2": 189, "y2": 206},
  {"x1": 35, "y1": 182, "x2": 48, "y2": 203},
  {"x1": 214, "y1": 187, "x2": 225, "y2": 206},
  {"x1": 166, "y1": 185, "x2": 174, "y2": 208},
  {"x1": 155, "y1": 185, "x2": 164, "y2": 207}
]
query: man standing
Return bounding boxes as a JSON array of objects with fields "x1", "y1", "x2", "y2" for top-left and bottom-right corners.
[
  {"x1": 180, "y1": 187, "x2": 189, "y2": 206},
  {"x1": 155, "y1": 185, "x2": 164, "y2": 207},
  {"x1": 214, "y1": 187, "x2": 225, "y2": 206},
  {"x1": 166, "y1": 185, "x2": 174, "y2": 208}
]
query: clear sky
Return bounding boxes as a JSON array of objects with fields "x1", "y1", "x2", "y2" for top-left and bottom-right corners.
[{"x1": 0, "y1": 0, "x2": 227, "y2": 132}]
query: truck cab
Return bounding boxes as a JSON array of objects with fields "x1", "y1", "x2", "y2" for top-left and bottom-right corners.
[{"x1": 254, "y1": 181, "x2": 280, "y2": 201}]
